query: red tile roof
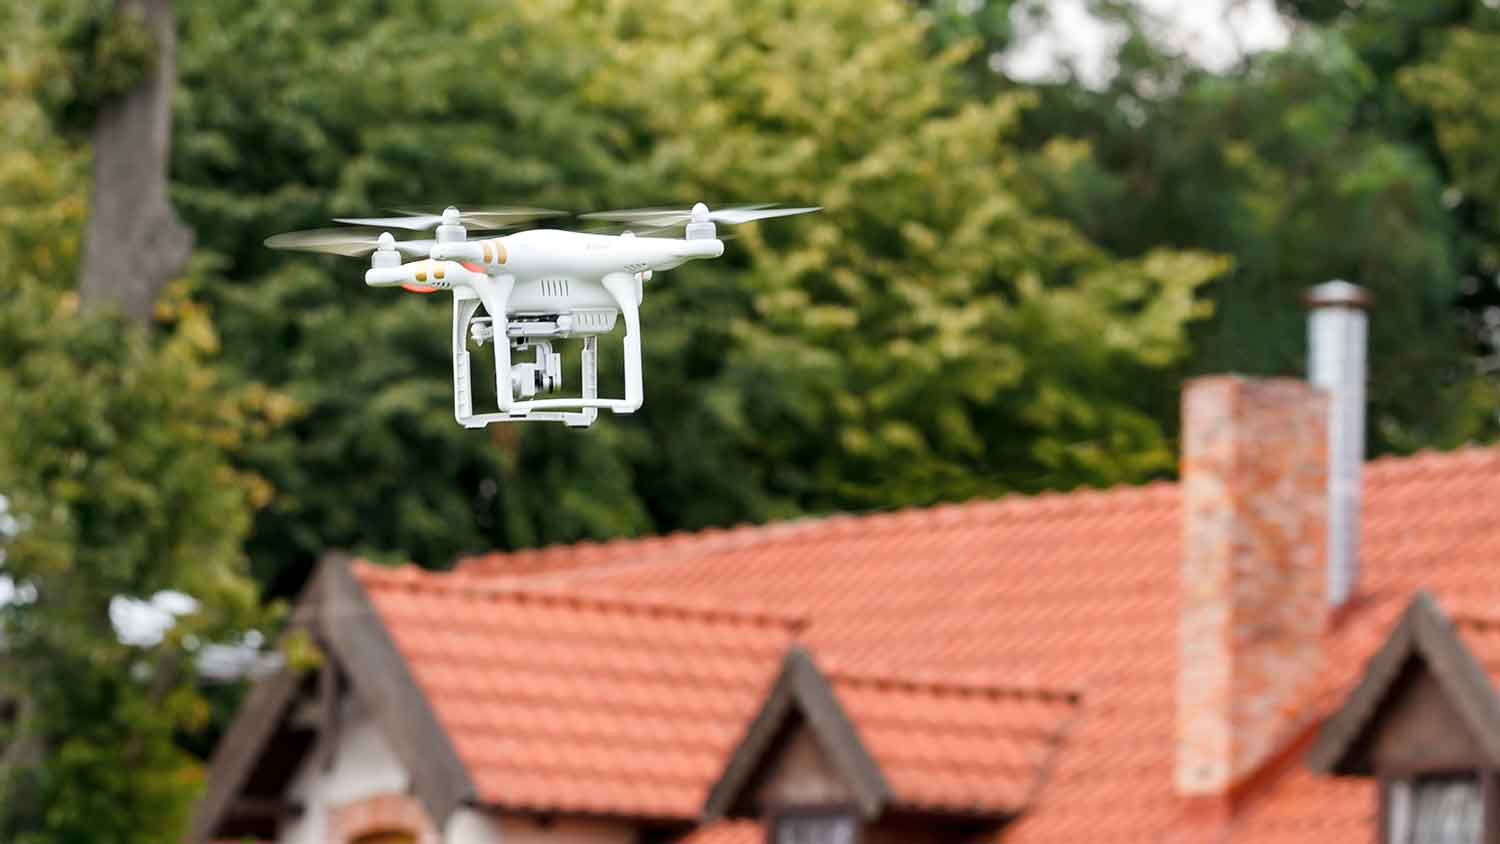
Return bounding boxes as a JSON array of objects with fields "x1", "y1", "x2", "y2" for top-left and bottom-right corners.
[
  {"x1": 1455, "y1": 614, "x2": 1500, "y2": 686},
  {"x1": 827, "y1": 670, "x2": 1078, "y2": 815},
  {"x1": 454, "y1": 445, "x2": 1500, "y2": 842},
  {"x1": 679, "y1": 820, "x2": 760, "y2": 844},
  {"x1": 351, "y1": 562, "x2": 799, "y2": 819},
  {"x1": 1229, "y1": 609, "x2": 1500, "y2": 844}
]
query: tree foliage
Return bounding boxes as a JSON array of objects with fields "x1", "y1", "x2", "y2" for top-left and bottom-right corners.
[
  {"x1": 11, "y1": 1, "x2": 1500, "y2": 838},
  {"x1": 0, "y1": 6, "x2": 265, "y2": 840},
  {"x1": 573, "y1": 0, "x2": 1226, "y2": 506},
  {"x1": 169, "y1": 0, "x2": 656, "y2": 590},
  {"x1": 160, "y1": 0, "x2": 1225, "y2": 592},
  {"x1": 1009, "y1": 5, "x2": 1500, "y2": 451}
]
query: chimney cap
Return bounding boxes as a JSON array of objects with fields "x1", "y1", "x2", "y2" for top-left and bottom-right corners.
[{"x1": 1304, "y1": 280, "x2": 1372, "y2": 310}]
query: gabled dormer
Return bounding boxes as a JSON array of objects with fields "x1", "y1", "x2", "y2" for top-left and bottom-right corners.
[
  {"x1": 194, "y1": 555, "x2": 467, "y2": 844},
  {"x1": 1309, "y1": 593, "x2": 1500, "y2": 844},
  {"x1": 704, "y1": 647, "x2": 1079, "y2": 843}
]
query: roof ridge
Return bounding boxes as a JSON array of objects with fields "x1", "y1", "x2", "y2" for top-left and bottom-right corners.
[
  {"x1": 459, "y1": 444, "x2": 1500, "y2": 584},
  {"x1": 455, "y1": 515, "x2": 847, "y2": 574},
  {"x1": 352, "y1": 560, "x2": 807, "y2": 633},
  {"x1": 1450, "y1": 610, "x2": 1500, "y2": 630},
  {"x1": 458, "y1": 480, "x2": 1180, "y2": 581},
  {"x1": 825, "y1": 664, "x2": 1081, "y2": 705},
  {"x1": 1365, "y1": 442, "x2": 1500, "y2": 474}
]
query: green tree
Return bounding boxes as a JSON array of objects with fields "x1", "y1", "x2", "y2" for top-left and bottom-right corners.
[
  {"x1": 170, "y1": 0, "x2": 656, "y2": 592},
  {"x1": 169, "y1": 0, "x2": 1223, "y2": 591},
  {"x1": 573, "y1": 0, "x2": 1226, "y2": 507},
  {"x1": 1393, "y1": 8, "x2": 1500, "y2": 394},
  {"x1": 1009, "y1": 9, "x2": 1500, "y2": 452},
  {"x1": 0, "y1": 5, "x2": 267, "y2": 840}
]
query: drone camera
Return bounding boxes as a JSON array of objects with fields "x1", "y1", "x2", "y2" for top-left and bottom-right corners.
[{"x1": 509, "y1": 341, "x2": 563, "y2": 399}]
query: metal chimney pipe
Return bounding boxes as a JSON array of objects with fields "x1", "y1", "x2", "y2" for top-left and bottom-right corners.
[{"x1": 1305, "y1": 281, "x2": 1371, "y2": 609}]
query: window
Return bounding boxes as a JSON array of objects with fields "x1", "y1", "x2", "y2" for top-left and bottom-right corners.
[
  {"x1": 772, "y1": 812, "x2": 857, "y2": 844},
  {"x1": 1387, "y1": 776, "x2": 1484, "y2": 844}
]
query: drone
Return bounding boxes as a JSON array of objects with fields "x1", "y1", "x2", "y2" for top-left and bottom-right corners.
[{"x1": 266, "y1": 203, "x2": 819, "y2": 428}]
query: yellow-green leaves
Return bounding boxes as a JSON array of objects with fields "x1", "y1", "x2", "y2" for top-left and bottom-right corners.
[
  {"x1": 1, "y1": 9, "x2": 269, "y2": 839},
  {"x1": 571, "y1": 0, "x2": 1221, "y2": 505}
]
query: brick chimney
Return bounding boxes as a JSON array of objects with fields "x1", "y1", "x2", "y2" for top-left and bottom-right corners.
[{"x1": 1176, "y1": 376, "x2": 1328, "y2": 796}]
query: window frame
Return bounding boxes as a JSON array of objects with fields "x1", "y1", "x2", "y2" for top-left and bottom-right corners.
[
  {"x1": 1379, "y1": 768, "x2": 1498, "y2": 844},
  {"x1": 765, "y1": 804, "x2": 861, "y2": 844}
]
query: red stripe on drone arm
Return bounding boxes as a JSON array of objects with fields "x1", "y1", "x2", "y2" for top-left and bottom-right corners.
[
  {"x1": 460, "y1": 261, "x2": 484, "y2": 273},
  {"x1": 402, "y1": 284, "x2": 438, "y2": 294}
]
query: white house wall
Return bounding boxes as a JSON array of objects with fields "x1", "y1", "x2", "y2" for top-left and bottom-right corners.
[
  {"x1": 445, "y1": 808, "x2": 638, "y2": 844},
  {"x1": 279, "y1": 695, "x2": 640, "y2": 844},
  {"x1": 280, "y1": 696, "x2": 411, "y2": 844}
]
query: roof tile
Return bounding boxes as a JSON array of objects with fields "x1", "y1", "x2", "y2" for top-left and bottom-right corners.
[
  {"x1": 825, "y1": 669, "x2": 1078, "y2": 815},
  {"x1": 353, "y1": 564, "x2": 798, "y2": 819},
  {"x1": 453, "y1": 445, "x2": 1500, "y2": 842}
]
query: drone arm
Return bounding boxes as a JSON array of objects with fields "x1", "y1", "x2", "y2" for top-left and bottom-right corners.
[
  {"x1": 365, "y1": 259, "x2": 473, "y2": 289},
  {"x1": 429, "y1": 237, "x2": 507, "y2": 269}
]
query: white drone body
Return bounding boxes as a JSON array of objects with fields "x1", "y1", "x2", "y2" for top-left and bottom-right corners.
[
  {"x1": 372, "y1": 218, "x2": 722, "y2": 428},
  {"x1": 267, "y1": 203, "x2": 817, "y2": 428}
]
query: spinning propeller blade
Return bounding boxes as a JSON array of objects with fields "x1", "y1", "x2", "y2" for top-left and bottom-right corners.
[
  {"x1": 581, "y1": 222, "x2": 741, "y2": 241},
  {"x1": 334, "y1": 206, "x2": 565, "y2": 231},
  {"x1": 580, "y1": 203, "x2": 819, "y2": 227},
  {"x1": 264, "y1": 228, "x2": 434, "y2": 257},
  {"x1": 707, "y1": 205, "x2": 822, "y2": 224}
]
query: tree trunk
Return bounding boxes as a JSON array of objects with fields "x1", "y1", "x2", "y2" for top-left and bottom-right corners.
[
  {"x1": 0, "y1": 690, "x2": 41, "y2": 793},
  {"x1": 78, "y1": 0, "x2": 193, "y2": 324}
]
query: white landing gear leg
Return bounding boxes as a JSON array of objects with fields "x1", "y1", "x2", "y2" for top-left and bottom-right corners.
[
  {"x1": 452, "y1": 291, "x2": 483, "y2": 423},
  {"x1": 468, "y1": 273, "x2": 516, "y2": 412},
  {"x1": 600, "y1": 272, "x2": 643, "y2": 413}
]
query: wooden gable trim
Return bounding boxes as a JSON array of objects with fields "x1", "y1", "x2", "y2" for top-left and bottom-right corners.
[
  {"x1": 1308, "y1": 592, "x2": 1500, "y2": 775},
  {"x1": 702, "y1": 650, "x2": 800, "y2": 821},
  {"x1": 703, "y1": 645, "x2": 890, "y2": 822},
  {"x1": 315, "y1": 650, "x2": 342, "y2": 771},
  {"x1": 318, "y1": 551, "x2": 477, "y2": 824},
  {"x1": 192, "y1": 552, "x2": 478, "y2": 843},
  {"x1": 190, "y1": 654, "x2": 304, "y2": 842},
  {"x1": 191, "y1": 563, "x2": 329, "y2": 843}
]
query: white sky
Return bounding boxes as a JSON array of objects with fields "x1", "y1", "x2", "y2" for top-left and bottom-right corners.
[{"x1": 999, "y1": 0, "x2": 1292, "y2": 87}]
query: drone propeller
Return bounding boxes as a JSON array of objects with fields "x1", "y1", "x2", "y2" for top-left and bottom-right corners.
[
  {"x1": 579, "y1": 221, "x2": 741, "y2": 241},
  {"x1": 333, "y1": 206, "x2": 565, "y2": 232},
  {"x1": 264, "y1": 228, "x2": 435, "y2": 257},
  {"x1": 580, "y1": 203, "x2": 821, "y2": 227}
]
